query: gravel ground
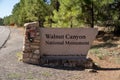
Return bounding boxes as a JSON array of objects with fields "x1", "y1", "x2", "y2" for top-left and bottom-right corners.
[{"x1": 0, "y1": 27, "x2": 120, "y2": 80}]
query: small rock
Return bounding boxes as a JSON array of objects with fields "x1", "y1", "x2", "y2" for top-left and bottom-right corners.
[{"x1": 86, "y1": 69, "x2": 97, "y2": 73}]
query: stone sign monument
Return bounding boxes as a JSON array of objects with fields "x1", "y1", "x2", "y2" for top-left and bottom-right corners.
[
  {"x1": 23, "y1": 22, "x2": 98, "y2": 67},
  {"x1": 40, "y1": 28, "x2": 97, "y2": 56}
]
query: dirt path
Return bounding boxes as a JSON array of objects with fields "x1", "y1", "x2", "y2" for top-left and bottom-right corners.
[{"x1": 0, "y1": 27, "x2": 120, "y2": 80}]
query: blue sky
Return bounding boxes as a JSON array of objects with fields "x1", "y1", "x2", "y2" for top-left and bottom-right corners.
[{"x1": 0, "y1": 0, "x2": 20, "y2": 18}]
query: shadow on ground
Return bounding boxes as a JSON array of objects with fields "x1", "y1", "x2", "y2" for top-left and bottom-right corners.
[
  {"x1": 40, "y1": 65, "x2": 85, "y2": 71},
  {"x1": 91, "y1": 31, "x2": 120, "y2": 49},
  {"x1": 91, "y1": 42, "x2": 118, "y2": 49},
  {"x1": 94, "y1": 66, "x2": 120, "y2": 71},
  {"x1": 26, "y1": 63, "x2": 120, "y2": 71},
  {"x1": 96, "y1": 67, "x2": 120, "y2": 71},
  {"x1": 40, "y1": 64, "x2": 120, "y2": 71},
  {"x1": 97, "y1": 31, "x2": 120, "y2": 42}
]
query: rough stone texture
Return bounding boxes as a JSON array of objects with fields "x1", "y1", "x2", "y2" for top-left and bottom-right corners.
[
  {"x1": 22, "y1": 22, "x2": 96, "y2": 68},
  {"x1": 23, "y1": 22, "x2": 41, "y2": 65}
]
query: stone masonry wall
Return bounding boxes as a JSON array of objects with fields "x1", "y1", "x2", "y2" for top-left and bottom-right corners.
[
  {"x1": 22, "y1": 22, "x2": 95, "y2": 68},
  {"x1": 23, "y1": 22, "x2": 41, "y2": 65}
]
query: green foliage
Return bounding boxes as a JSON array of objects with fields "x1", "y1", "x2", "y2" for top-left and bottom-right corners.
[
  {"x1": 90, "y1": 48, "x2": 108, "y2": 60},
  {"x1": 3, "y1": 0, "x2": 48, "y2": 26},
  {"x1": 2, "y1": 0, "x2": 120, "y2": 34},
  {"x1": 3, "y1": 16, "x2": 11, "y2": 25},
  {"x1": 0, "y1": 18, "x2": 3, "y2": 25},
  {"x1": 41, "y1": 71, "x2": 52, "y2": 77},
  {"x1": 16, "y1": 52, "x2": 23, "y2": 61},
  {"x1": 8, "y1": 73, "x2": 21, "y2": 79},
  {"x1": 12, "y1": 3, "x2": 21, "y2": 26},
  {"x1": 52, "y1": 0, "x2": 83, "y2": 28}
]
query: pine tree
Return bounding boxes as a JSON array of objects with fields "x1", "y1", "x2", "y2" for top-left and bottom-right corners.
[{"x1": 52, "y1": 0, "x2": 83, "y2": 28}]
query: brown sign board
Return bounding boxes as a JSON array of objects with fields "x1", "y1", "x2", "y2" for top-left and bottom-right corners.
[{"x1": 40, "y1": 28, "x2": 98, "y2": 56}]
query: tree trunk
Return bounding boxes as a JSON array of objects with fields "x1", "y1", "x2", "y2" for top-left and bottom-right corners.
[
  {"x1": 39, "y1": 20, "x2": 44, "y2": 28},
  {"x1": 91, "y1": 1, "x2": 94, "y2": 28},
  {"x1": 70, "y1": 20, "x2": 73, "y2": 28}
]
